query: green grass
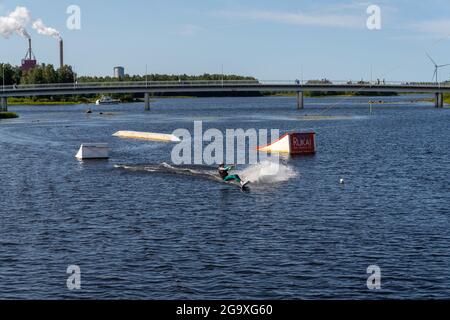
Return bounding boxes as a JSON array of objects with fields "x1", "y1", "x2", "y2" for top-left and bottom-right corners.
[
  {"x1": 263, "y1": 92, "x2": 348, "y2": 97},
  {"x1": 9, "y1": 101, "x2": 83, "y2": 106},
  {"x1": 8, "y1": 96, "x2": 195, "y2": 105},
  {"x1": 264, "y1": 92, "x2": 396, "y2": 98},
  {"x1": 444, "y1": 94, "x2": 450, "y2": 105},
  {"x1": 8, "y1": 97, "x2": 93, "y2": 106},
  {"x1": 0, "y1": 112, "x2": 19, "y2": 119}
]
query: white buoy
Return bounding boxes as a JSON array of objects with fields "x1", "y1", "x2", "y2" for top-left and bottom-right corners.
[
  {"x1": 76, "y1": 143, "x2": 109, "y2": 160},
  {"x1": 340, "y1": 178, "x2": 345, "y2": 185}
]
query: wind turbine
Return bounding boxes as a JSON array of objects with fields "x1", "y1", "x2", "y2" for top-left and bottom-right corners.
[{"x1": 426, "y1": 52, "x2": 450, "y2": 84}]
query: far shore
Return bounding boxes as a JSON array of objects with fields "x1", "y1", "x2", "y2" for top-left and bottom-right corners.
[
  {"x1": 5, "y1": 92, "x2": 437, "y2": 106},
  {"x1": 7, "y1": 96, "x2": 196, "y2": 106}
]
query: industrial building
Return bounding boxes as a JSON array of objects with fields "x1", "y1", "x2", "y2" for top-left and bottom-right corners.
[
  {"x1": 20, "y1": 38, "x2": 65, "y2": 72},
  {"x1": 114, "y1": 66, "x2": 125, "y2": 79},
  {"x1": 21, "y1": 39, "x2": 37, "y2": 72}
]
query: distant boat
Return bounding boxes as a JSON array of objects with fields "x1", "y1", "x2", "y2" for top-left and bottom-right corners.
[{"x1": 95, "y1": 96, "x2": 121, "y2": 105}]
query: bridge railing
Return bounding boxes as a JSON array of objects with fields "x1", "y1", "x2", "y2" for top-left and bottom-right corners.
[
  {"x1": 1, "y1": 80, "x2": 262, "y2": 91},
  {"x1": 2, "y1": 80, "x2": 450, "y2": 92}
]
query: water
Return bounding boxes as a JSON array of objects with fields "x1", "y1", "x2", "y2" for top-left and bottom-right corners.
[{"x1": 1, "y1": 95, "x2": 449, "y2": 299}]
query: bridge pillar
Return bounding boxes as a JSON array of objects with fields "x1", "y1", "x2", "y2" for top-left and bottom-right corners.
[
  {"x1": 297, "y1": 91, "x2": 304, "y2": 110},
  {"x1": 435, "y1": 93, "x2": 444, "y2": 108},
  {"x1": 144, "y1": 93, "x2": 150, "y2": 111},
  {"x1": 0, "y1": 97, "x2": 7, "y2": 112}
]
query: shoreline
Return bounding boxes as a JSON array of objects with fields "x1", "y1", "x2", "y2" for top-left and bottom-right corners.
[
  {"x1": 7, "y1": 96, "x2": 197, "y2": 106},
  {"x1": 5, "y1": 93, "x2": 422, "y2": 106}
]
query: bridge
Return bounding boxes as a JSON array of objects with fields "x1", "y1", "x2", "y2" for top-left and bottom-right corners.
[{"x1": 1, "y1": 80, "x2": 449, "y2": 112}]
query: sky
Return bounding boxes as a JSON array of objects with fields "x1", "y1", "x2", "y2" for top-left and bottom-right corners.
[{"x1": 1, "y1": 0, "x2": 450, "y2": 81}]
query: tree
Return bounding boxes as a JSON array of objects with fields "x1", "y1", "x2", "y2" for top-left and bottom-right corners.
[
  {"x1": 18, "y1": 64, "x2": 76, "y2": 85},
  {"x1": 21, "y1": 65, "x2": 45, "y2": 84},
  {"x1": 57, "y1": 65, "x2": 76, "y2": 83},
  {"x1": 43, "y1": 64, "x2": 58, "y2": 84},
  {"x1": 0, "y1": 63, "x2": 21, "y2": 86}
]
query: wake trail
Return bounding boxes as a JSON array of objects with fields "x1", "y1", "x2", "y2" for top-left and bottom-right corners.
[
  {"x1": 239, "y1": 160, "x2": 298, "y2": 184},
  {"x1": 115, "y1": 160, "x2": 298, "y2": 186}
]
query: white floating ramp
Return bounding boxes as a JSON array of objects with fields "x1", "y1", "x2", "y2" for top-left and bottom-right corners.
[
  {"x1": 113, "y1": 131, "x2": 180, "y2": 142},
  {"x1": 76, "y1": 143, "x2": 110, "y2": 160},
  {"x1": 257, "y1": 132, "x2": 316, "y2": 155}
]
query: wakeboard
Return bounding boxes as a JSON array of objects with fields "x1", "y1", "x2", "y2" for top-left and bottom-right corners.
[{"x1": 240, "y1": 181, "x2": 251, "y2": 191}]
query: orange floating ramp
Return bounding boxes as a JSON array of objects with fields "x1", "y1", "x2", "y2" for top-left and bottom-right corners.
[{"x1": 257, "y1": 132, "x2": 316, "y2": 155}]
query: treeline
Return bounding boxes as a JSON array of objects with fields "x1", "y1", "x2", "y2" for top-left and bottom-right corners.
[
  {"x1": 0, "y1": 63, "x2": 261, "y2": 100},
  {"x1": 1, "y1": 62, "x2": 256, "y2": 85},
  {"x1": 0, "y1": 63, "x2": 76, "y2": 85},
  {"x1": 77, "y1": 73, "x2": 257, "y2": 83},
  {"x1": 0, "y1": 63, "x2": 22, "y2": 85}
]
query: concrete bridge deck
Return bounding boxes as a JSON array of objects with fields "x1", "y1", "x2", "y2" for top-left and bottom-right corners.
[{"x1": 1, "y1": 80, "x2": 449, "y2": 111}]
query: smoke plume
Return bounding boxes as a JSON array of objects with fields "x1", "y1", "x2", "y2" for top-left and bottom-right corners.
[
  {"x1": 0, "y1": 6, "x2": 31, "y2": 39},
  {"x1": 32, "y1": 19, "x2": 61, "y2": 40},
  {"x1": 0, "y1": 6, "x2": 61, "y2": 40}
]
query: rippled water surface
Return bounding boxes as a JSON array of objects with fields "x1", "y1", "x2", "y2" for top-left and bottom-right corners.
[{"x1": 1, "y1": 95, "x2": 449, "y2": 299}]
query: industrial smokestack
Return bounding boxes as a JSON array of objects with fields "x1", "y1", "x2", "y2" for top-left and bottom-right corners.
[
  {"x1": 59, "y1": 39, "x2": 64, "y2": 69},
  {"x1": 31, "y1": 17, "x2": 63, "y2": 68},
  {"x1": 21, "y1": 37, "x2": 37, "y2": 72},
  {"x1": 28, "y1": 38, "x2": 32, "y2": 59}
]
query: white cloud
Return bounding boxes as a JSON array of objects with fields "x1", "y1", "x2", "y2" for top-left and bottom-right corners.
[
  {"x1": 412, "y1": 19, "x2": 450, "y2": 37},
  {"x1": 218, "y1": 10, "x2": 365, "y2": 29},
  {"x1": 177, "y1": 24, "x2": 203, "y2": 36},
  {"x1": 324, "y1": 0, "x2": 397, "y2": 13}
]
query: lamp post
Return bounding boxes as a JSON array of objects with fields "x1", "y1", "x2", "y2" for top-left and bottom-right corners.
[
  {"x1": 301, "y1": 65, "x2": 304, "y2": 85},
  {"x1": 73, "y1": 65, "x2": 77, "y2": 89},
  {"x1": 145, "y1": 64, "x2": 148, "y2": 87},
  {"x1": 370, "y1": 64, "x2": 373, "y2": 85}
]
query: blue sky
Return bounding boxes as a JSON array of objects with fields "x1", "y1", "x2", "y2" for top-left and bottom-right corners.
[{"x1": 1, "y1": 0, "x2": 450, "y2": 81}]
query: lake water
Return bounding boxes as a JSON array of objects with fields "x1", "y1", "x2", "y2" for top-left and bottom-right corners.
[{"x1": 0, "y1": 95, "x2": 449, "y2": 299}]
